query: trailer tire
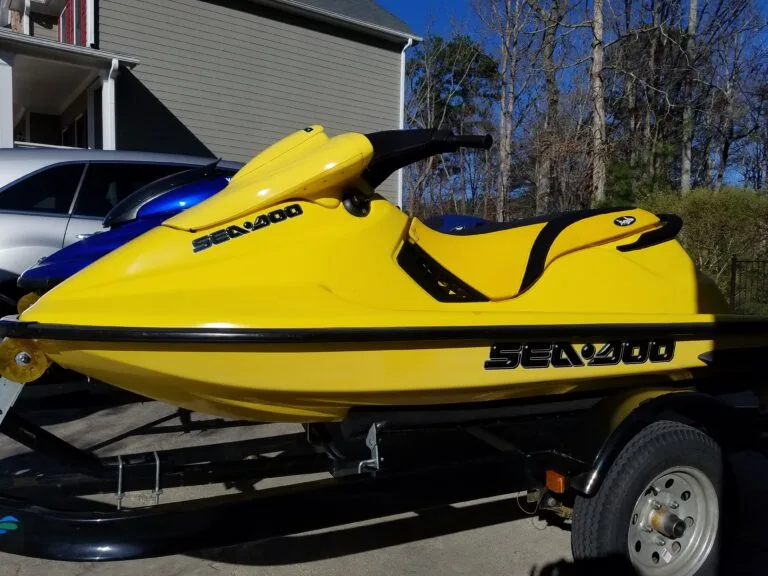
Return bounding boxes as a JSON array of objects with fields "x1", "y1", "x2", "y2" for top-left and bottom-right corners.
[{"x1": 572, "y1": 420, "x2": 723, "y2": 576}]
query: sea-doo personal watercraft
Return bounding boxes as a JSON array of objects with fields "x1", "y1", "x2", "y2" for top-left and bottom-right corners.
[
  {"x1": 1, "y1": 126, "x2": 768, "y2": 575},
  {"x1": 0, "y1": 125, "x2": 765, "y2": 423},
  {"x1": 17, "y1": 161, "x2": 238, "y2": 295}
]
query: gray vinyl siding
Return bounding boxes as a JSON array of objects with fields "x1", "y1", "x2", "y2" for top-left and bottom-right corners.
[
  {"x1": 30, "y1": 15, "x2": 59, "y2": 41},
  {"x1": 98, "y1": 0, "x2": 404, "y2": 204}
]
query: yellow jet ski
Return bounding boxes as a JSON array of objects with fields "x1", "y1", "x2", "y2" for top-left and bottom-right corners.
[{"x1": 0, "y1": 125, "x2": 766, "y2": 423}]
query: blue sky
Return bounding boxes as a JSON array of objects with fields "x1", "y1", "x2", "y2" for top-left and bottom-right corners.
[{"x1": 376, "y1": 0, "x2": 476, "y2": 37}]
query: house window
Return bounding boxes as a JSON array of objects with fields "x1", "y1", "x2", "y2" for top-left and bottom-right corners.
[{"x1": 59, "y1": 0, "x2": 88, "y2": 46}]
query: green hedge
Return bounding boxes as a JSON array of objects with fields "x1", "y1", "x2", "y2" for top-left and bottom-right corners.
[{"x1": 639, "y1": 187, "x2": 768, "y2": 297}]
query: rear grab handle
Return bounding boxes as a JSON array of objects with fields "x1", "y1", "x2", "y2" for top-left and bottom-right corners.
[{"x1": 616, "y1": 214, "x2": 683, "y2": 252}]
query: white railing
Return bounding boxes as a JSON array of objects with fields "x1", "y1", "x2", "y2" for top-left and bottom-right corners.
[{"x1": 13, "y1": 141, "x2": 84, "y2": 149}]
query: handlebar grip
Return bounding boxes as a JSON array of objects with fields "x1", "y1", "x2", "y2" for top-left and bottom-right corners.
[{"x1": 446, "y1": 134, "x2": 493, "y2": 150}]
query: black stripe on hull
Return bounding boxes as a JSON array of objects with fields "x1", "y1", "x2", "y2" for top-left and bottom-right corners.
[{"x1": 1, "y1": 318, "x2": 767, "y2": 344}]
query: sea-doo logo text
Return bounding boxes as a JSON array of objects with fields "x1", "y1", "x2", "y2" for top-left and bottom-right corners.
[
  {"x1": 484, "y1": 339, "x2": 675, "y2": 370},
  {"x1": 614, "y1": 215, "x2": 636, "y2": 227},
  {"x1": 192, "y1": 204, "x2": 303, "y2": 253}
]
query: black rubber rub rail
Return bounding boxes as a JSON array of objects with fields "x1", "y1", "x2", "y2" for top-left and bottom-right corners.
[{"x1": 1, "y1": 318, "x2": 768, "y2": 344}]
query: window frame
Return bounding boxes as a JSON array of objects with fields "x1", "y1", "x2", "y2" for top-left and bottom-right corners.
[
  {"x1": 0, "y1": 160, "x2": 207, "y2": 220},
  {"x1": 58, "y1": 0, "x2": 91, "y2": 47},
  {"x1": 0, "y1": 162, "x2": 88, "y2": 218}
]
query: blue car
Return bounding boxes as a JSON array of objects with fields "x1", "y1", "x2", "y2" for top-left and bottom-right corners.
[{"x1": 17, "y1": 160, "x2": 237, "y2": 293}]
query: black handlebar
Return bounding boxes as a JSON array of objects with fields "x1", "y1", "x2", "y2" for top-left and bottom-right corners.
[
  {"x1": 361, "y1": 128, "x2": 493, "y2": 188},
  {"x1": 444, "y1": 134, "x2": 493, "y2": 150}
]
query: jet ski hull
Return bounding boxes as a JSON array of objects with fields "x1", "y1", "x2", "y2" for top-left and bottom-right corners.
[{"x1": 4, "y1": 317, "x2": 764, "y2": 421}]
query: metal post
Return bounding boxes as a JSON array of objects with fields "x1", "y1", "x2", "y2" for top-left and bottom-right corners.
[
  {"x1": 100, "y1": 58, "x2": 119, "y2": 150},
  {"x1": 729, "y1": 256, "x2": 738, "y2": 312},
  {"x1": 0, "y1": 51, "x2": 13, "y2": 149}
]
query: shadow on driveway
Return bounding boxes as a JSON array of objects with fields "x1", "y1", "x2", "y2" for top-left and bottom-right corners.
[{"x1": 190, "y1": 449, "x2": 768, "y2": 576}]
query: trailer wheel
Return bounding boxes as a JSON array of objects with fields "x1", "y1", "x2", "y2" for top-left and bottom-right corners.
[{"x1": 572, "y1": 420, "x2": 722, "y2": 576}]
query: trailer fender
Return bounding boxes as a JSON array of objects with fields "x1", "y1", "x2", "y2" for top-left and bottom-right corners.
[{"x1": 569, "y1": 387, "x2": 760, "y2": 496}]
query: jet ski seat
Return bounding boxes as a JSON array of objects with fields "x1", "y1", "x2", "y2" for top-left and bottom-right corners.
[{"x1": 403, "y1": 207, "x2": 663, "y2": 300}]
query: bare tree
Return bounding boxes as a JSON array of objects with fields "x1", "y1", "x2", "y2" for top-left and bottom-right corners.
[
  {"x1": 528, "y1": 0, "x2": 569, "y2": 214},
  {"x1": 404, "y1": 31, "x2": 485, "y2": 214},
  {"x1": 708, "y1": 3, "x2": 764, "y2": 191},
  {"x1": 475, "y1": 0, "x2": 539, "y2": 220},
  {"x1": 403, "y1": 26, "x2": 500, "y2": 218},
  {"x1": 590, "y1": 0, "x2": 606, "y2": 204},
  {"x1": 496, "y1": 0, "x2": 517, "y2": 220},
  {"x1": 402, "y1": 0, "x2": 768, "y2": 223},
  {"x1": 680, "y1": 0, "x2": 698, "y2": 195}
]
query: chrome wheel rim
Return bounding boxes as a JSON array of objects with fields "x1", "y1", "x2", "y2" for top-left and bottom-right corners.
[{"x1": 627, "y1": 466, "x2": 718, "y2": 576}]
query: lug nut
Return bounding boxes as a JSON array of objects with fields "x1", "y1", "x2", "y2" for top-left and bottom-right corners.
[
  {"x1": 655, "y1": 536, "x2": 666, "y2": 546},
  {"x1": 670, "y1": 501, "x2": 679, "y2": 509},
  {"x1": 651, "y1": 500, "x2": 662, "y2": 510},
  {"x1": 14, "y1": 352, "x2": 31, "y2": 366}
]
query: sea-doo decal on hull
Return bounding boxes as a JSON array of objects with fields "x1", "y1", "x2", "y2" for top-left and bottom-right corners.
[
  {"x1": 192, "y1": 204, "x2": 303, "y2": 253},
  {"x1": 484, "y1": 339, "x2": 676, "y2": 370}
]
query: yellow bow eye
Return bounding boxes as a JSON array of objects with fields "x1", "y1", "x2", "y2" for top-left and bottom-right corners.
[{"x1": 0, "y1": 338, "x2": 50, "y2": 384}]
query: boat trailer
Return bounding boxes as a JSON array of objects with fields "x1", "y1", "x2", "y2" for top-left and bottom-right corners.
[{"x1": 0, "y1": 375, "x2": 763, "y2": 568}]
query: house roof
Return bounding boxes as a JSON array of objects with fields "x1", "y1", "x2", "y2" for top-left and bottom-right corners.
[
  {"x1": 0, "y1": 28, "x2": 139, "y2": 68},
  {"x1": 265, "y1": 0, "x2": 421, "y2": 43},
  {"x1": 290, "y1": 0, "x2": 414, "y2": 35}
]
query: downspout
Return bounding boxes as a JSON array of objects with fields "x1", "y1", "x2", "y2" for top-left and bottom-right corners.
[
  {"x1": 397, "y1": 37, "x2": 413, "y2": 209},
  {"x1": 86, "y1": 0, "x2": 95, "y2": 47},
  {"x1": 22, "y1": 0, "x2": 29, "y2": 35},
  {"x1": 0, "y1": 51, "x2": 13, "y2": 148},
  {"x1": 100, "y1": 57, "x2": 119, "y2": 150}
]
